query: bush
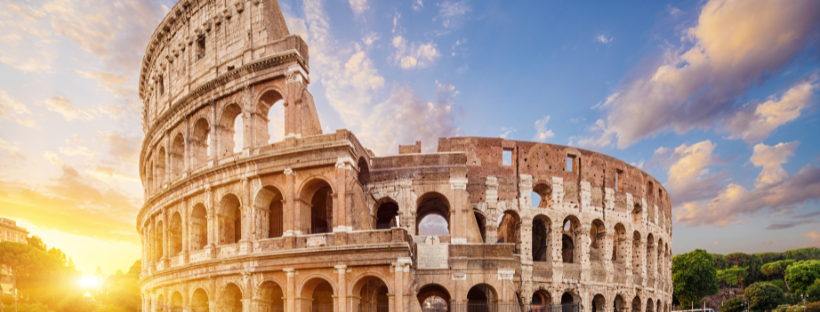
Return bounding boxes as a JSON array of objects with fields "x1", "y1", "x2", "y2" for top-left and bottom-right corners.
[
  {"x1": 721, "y1": 298, "x2": 744, "y2": 312},
  {"x1": 806, "y1": 301, "x2": 820, "y2": 312},
  {"x1": 746, "y1": 282, "x2": 786, "y2": 312},
  {"x1": 774, "y1": 304, "x2": 791, "y2": 312},
  {"x1": 3, "y1": 302, "x2": 49, "y2": 312}
]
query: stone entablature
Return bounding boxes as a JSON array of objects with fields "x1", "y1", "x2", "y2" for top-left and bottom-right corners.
[{"x1": 137, "y1": 2, "x2": 673, "y2": 312}]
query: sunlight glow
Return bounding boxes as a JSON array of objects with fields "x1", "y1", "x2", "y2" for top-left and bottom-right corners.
[{"x1": 80, "y1": 277, "x2": 98, "y2": 288}]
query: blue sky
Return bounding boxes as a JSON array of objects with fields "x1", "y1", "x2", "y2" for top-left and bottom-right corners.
[{"x1": 0, "y1": 0, "x2": 819, "y2": 275}]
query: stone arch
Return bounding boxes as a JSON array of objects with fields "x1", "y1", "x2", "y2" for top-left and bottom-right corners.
[
  {"x1": 561, "y1": 215, "x2": 581, "y2": 263},
  {"x1": 191, "y1": 118, "x2": 210, "y2": 169},
  {"x1": 220, "y1": 283, "x2": 243, "y2": 312},
  {"x1": 656, "y1": 299, "x2": 661, "y2": 312},
  {"x1": 170, "y1": 133, "x2": 185, "y2": 180},
  {"x1": 190, "y1": 203, "x2": 208, "y2": 251},
  {"x1": 632, "y1": 203, "x2": 643, "y2": 225},
  {"x1": 171, "y1": 291, "x2": 183, "y2": 312},
  {"x1": 256, "y1": 280, "x2": 285, "y2": 312},
  {"x1": 560, "y1": 291, "x2": 579, "y2": 312},
  {"x1": 374, "y1": 198, "x2": 399, "y2": 230},
  {"x1": 417, "y1": 284, "x2": 451, "y2": 312},
  {"x1": 156, "y1": 145, "x2": 167, "y2": 188},
  {"x1": 153, "y1": 220, "x2": 164, "y2": 262},
  {"x1": 532, "y1": 182, "x2": 553, "y2": 208},
  {"x1": 467, "y1": 284, "x2": 497, "y2": 305},
  {"x1": 299, "y1": 276, "x2": 336, "y2": 312},
  {"x1": 169, "y1": 212, "x2": 183, "y2": 256},
  {"x1": 156, "y1": 294, "x2": 165, "y2": 312},
  {"x1": 357, "y1": 157, "x2": 370, "y2": 185},
  {"x1": 254, "y1": 88, "x2": 285, "y2": 145},
  {"x1": 657, "y1": 238, "x2": 664, "y2": 275},
  {"x1": 217, "y1": 103, "x2": 243, "y2": 157},
  {"x1": 218, "y1": 193, "x2": 243, "y2": 245},
  {"x1": 645, "y1": 298, "x2": 654, "y2": 312},
  {"x1": 631, "y1": 296, "x2": 641, "y2": 312},
  {"x1": 351, "y1": 274, "x2": 391, "y2": 312},
  {"x1": 497, "y1": 210, "x2": 521, "y2": 252},
  {"x1": 416, "y1": 192, "x2": 451, "y2": 236},
  {"x1": 589, "y1": 219, "x2": 606, "y2": 261},
  {"x1": 592, "y1": 294, "x2": 606, "y2": 312},
  {"x1": 532, "y1": 214, "x2": 552, "y2": 262},
  {"x1": 532, "y1": 289, "x2": 553, "y2": 307},
  {"x1": 612, "y1": 223, "x2": 627, "y2": 264},
  {"x1": 646, "y1": 233, "x2": 656, "y2": 276},
  {"x1": 474, "y1": 209, "x2": 487, "y2": 243},
  {"x1": 613, "y1": 294, "x2": 627, "y2": 312},
  {"x1": 632, "y1": 231, "x2": 642, "y2": 274},
  {"x1": 299, "y1": 178, "x2": 334, "y2": 234},
  {"x1": 146, "y1": 159, "x2": 154, "y2": 194},
  {"x1": 255, "y1": 185, "x2": 285, "y2": 238}
]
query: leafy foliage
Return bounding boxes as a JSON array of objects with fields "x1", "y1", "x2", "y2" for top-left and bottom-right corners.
[
  {"x1": 0, "y1": 240, "x2": 81, "y2": 307},
  {"x1": 786, "y1": 261, "x2": 820, "y2": 296},
  {"x1": 96, "y1": 260, "x2": 141, "y2": 312},
  {"x1": 718, "y1": 266, "x2": 749, "y2": 289},
  {"x1": 673, "y1": 249, "x2": 719, "y2": 307},
  {"x1": 720, "y1": 298, "x2": 745, "y2": 312},
  {"x1": 745, "y1": 282, "x2": 786, "y2": 312}
]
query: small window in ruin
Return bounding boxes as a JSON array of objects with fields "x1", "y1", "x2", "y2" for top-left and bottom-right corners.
[
  {"x1": 197, "y1": 37, "x2": 206, "y2": 60},
  {"x1": 502, "y1": 149, "x2": 512, "y2": 166},
  {"x1": 616, "y1": 169, "x2": 623, "y2": 191},
  {"x1": 659, "y1": 188, "x2": 663, "y2": 200},
  {"x1": 158, "y1": 76, "x2": 164, "y2": 96},
  {"x1": 566, "y1": 156, "x2": 575, "y2": 172}
]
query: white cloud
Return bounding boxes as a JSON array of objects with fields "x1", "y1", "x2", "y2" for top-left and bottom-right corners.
[
  {"x1": 76, "y1": 71, "x2": 135, "y2": 98},
  {"x1": 499, "y1": 127, "x2": 516, "y2": 139},
  {"x1": 0, "y1": 90, "x2": 36, "y2": 128},
  {"x1": 413, "y1": 0, "x2": 424, "y2": 11},
  {"x1": 596, "y1": 35, "x2": 613, "y2": 44},
  {"x1": 43, "y1": 96, "x2": 95, "y2": 121},
  {"x1": 726, "y1": 80, "x2": 818, "y2": 143},
  {"x1": 392, "y1": 35, "x2": 440, "y2": 69},
  {"x1": 44, "y1": 151, "x2": 65, "y2": 167},
  {"x1": 649, "y1": 141, "x2": 724, "y2": 205},
  {"x1": 590, "y1": 0, "x2": 820, "y2": 148},
  {"x1": 750, "y1": 141, "x2": 799, "y2": 187},
  {"x1": 568, "y1": 119, "x2": 614, "y2": 150},
  {"x1": 438, "y1": 1, "x2": 471, "y2": 28},
  {"x1": 348, "y1": 0, "x2": 369, "y2": 15},
  {"x1": 363, "y1": 32, "x2": 379, "y2": 46},
  {"x1": 532, "y1": 116, "x2": 554, "y2": 142}
]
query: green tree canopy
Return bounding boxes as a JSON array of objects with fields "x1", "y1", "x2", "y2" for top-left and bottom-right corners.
[
  {"x1": 785, "y1": 260, "x2": 820, "y2": 296},
  {"x1": 673, "y1": 249, "x2": 719, "y2": 307},
  {"x1": 744, "y1": 282, "x2": 785, "y2": 312},
  {"x1": 718, "y1": 266, "x2": 749, "y2": 289},
  {"x1": 720, "y1": 298, "x2": 744, "y2": 312},
  {"x1": 762, "y1": 259, "x2": 797, "y2": 291},
  {"x1": 0, "y1": 240, "x2": 81, "y2": 309}
]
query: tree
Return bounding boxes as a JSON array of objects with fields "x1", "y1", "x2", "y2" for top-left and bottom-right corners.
[
  {"x1": 97, "y1": 260, "x2": 141, "y2": 312},
  {"x1": 745, "y1": 282, "x2": 785, "y2": 312},
  {"x1": 785, "y1": 260, "x2": 820, "y2": 296},
  {"x1": 718, "y1": 266, "x2": 749, "y2": 290},
  {"x1": 783, "y1": 248, "x2": 820, "y2": 261},
  {"x1": 720, "y1": 298, "x2": 744, "y2": 312},
  {"x1": 807, "y1": 278, "x2": 820, "y2": 302},
  {"x1": 0, "y1": 240, "x2": 80, "y2": 309},
  {"x1": 673, "y1": 249, "x2": 719, "y2": 307},
  {"x1": 762, "y1": 260, "x2": 796, "y2": 291}
]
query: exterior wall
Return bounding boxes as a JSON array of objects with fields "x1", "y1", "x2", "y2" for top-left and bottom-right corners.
[
  {"x1": 0, "y1": 218, "x2": 29, "y2": 295},
  {"x1": 137, "y1": 2, "x2": 673, "y2": 312}
]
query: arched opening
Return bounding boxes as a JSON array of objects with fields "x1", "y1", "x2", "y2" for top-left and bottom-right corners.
[
  {"x1": 656, "y1": 300, "x2": 661, "y2": 312},
  {"x1": 170, "y1": 212, "x2": 182, "y2": 256},
  {"x1": 657, "y1": 238, "x2": 664, "y2": 275},
  {"x1": 146, "y1": 159, "x2": 153, "y2": 194},
  {"x1": 561, "y1": 217, "x2": 580, "y2": 263},
  {"x1": 632, "y1": 204, "x2": 643, "y2": 225},
  {"x1": 221, "y1": 283, "x2": 243, "y2": 312},
  {"x1": 632, "y1": 231, "x2": 642, "y2": 275},
  {"x1": 353, "y1": 276, "x2": 389, "y2": 312},
  {"x1": 561, "y1": 293, "x2": 576, "y2": 312},
  {"x1": 156, "y1": 294, "x2": 164, "y2": 312},
  {"x1": 497, "y1": 211, "x2": 521, "y2": 253},
  {"x1": 532, "y1": 290, "x2": 552, "y2": 312},
  {"x1": 532, "y1": 183, "x2": 552, "y2": 208},
  {"x1": 301, "y1": 278, "x2": 334, "y2": 312},
  {"x1": 631, "y1": 297, "x2": 641, "y2": 312},
  {"x1": 190, "y1": 204, "x2": 208, "y2": 251},
  {"x1": 192, "y1": 118, "x2": 210, "y2": 168},
  {"x1": 416, "y1": 193, "x2": 450, "y2": 236},
  {"x1": 375, "y1": 200, "x2": 399, "y2": 230},
  {"x1": 474, "y1": 211, "x2": 486, "y2": 243},
  {"x1": 646, "y1": 234, "x2": 655, "y2": 277},
  {"x1": 257, "y1": 281, "x2": 284, "y2": 312},
  {"x1": 218, "y1": 103, "x2": 243, "y2": 157},
  {"x1": 589, "y1": 219, "x2": 606, "y2": 261},
  {"x1": 646, "y1": 181, "x2": 655, "y2": 207},
  {"x1": 592, "y1": 294, "x2": 606, "y2": 312},
  {"x1": 646, "y1": 299, "x2": 654, "y2": 312},
  {"x1": 613, "y1": 295, "x2": 626, "y2": 312},
  {"x1": 303, "y1": 180, "x2": 333, "y2": 235},
  {"x1": 154, "y1": 221, "x2": 164, "y2": 263},
  {"x1": 256, "y1": 90, "x2": 285, "y2": 145},
  {"x1": 233, "y1": 114, "x2": 243, "y2": 154},
  {"x1": 357, "y1": 157, "x2": 370, "y2": 185},
  {"x1": 255, "y1": 186, "x2": 284, "y2": 238},
  {"x1": 170, "y1": 134, "x2": 185, "y2": 179},
  {"x1": 171, "y1": 291, "x2": 183, "y2": 312},
  {"x1": 467, "y1": 284, "x2": 497, "y2": 312},
  {"x1": 612, "y1": 224, "x2": 627, "y2": 264},
  {"x1": 219, "y1": 194, "x2": 242, "y2": 245},
  {"x1": 192, "y1": 288, "x2": 210, "y2": 312},
  {"x1": 156, "y1": 147, "x2": 166, "y2": 188},
  {"x1": 532, "y1": 215, "x2": 551, "y2": 262},
  {"x1": 417, "y1": 284, "x2": 450, "y2": 312}
]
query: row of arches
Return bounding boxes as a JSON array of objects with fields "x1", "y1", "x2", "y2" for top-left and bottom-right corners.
[{"x1": 144, "y1": 90, "x2": 285, "y2": 195}]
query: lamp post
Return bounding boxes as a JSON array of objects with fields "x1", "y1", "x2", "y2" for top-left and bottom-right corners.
[{"x1": 801, "y1": 293, "x2": 807, "y2": 312}]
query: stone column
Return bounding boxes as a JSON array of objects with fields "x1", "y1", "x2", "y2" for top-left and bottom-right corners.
[
  {"x1": 283, "y1": 168, "x2": 296, "y2": 236},
  {"x1": 394, "y1": 258, "x2": 411, "y2": 312},
  {"x1": 335, "y1": 265, "x2": 348, "y2": 312},
  {"x1": 182, "y1": 198, "x2": 189, "y2": 264},
  {"x1": 285, "y1": 268, "x2": 297, "y2": 312},
  {"x1": 209, "y1": 104, "x2": 217, "y2": 165},
  {"x1": 484, "y1": 177, "x2": 499, "y2": 243},
  {"x1": 334, "y1": 159, "x2": 348, "y2": 232}
]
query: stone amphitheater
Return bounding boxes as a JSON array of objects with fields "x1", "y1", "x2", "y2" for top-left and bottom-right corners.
[{"x1": 136, "y1": 1, "x2": 674, "y2": 312}]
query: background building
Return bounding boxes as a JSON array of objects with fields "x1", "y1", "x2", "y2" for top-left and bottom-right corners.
[
  {"x1": 0, "y1": 217, "x2": 29, "y2": 295},
  {"x1": 136, "y1": 1, "x2": 673, "y2": 312}
]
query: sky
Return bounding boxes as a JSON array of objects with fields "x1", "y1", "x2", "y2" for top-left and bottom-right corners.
[{"x1": 0, "y1": 0, "x2": 819, "y2": 276}]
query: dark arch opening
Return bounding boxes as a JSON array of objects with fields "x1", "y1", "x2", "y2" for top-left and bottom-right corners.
[
  {"x1": 612, "y1": 224, "x2": 627, "y2": 264},
  {"x1": 418, "y1": 284, "x2": 450, "y2": 312},
  {"x1": 255, "y1": 186, "x2": 284, "y2": 238},
  {"x1": 532, "y1": 216, "x2": 551, "y2": 262},
  {"x1": 532, "y1": 290, "x2": 552, "y2": 308},
  {"x1": 191, "y1": 118, "x2": 210, "y2": 168},
  {"x1": 497, "y1": 211, "x2": 521, "y2": 253},
  {"x1": 191, "y1": 288, "x2": 209, "y2": 312},
  {"x1": 357, "y1": 157, "x2": 370, "y2": 185},
  {"x1": 592, "y1": 294, "x2": 606, "y2": 312},
  {"x1": 561, "y1": 293, "x2": 576, "y2": 312},
  {"x1": 561, "y1": 217, "x2": 580, "y2": 263},
  {"x1": 632, "y1": 204, "x2": 643, "y2": 225},
  {"x1": 311, "y1": 187, "x2": 333, "y2": 234},
  {"x1": 190, "y1": 204, "x2": 208, "y2": 251},
  {"x1": 590, "y1": 219, "x2": 606, "y2": 261},
  {"x1": 219, "y1": 194, "x2": 242, "y2": 245},
  {"x1": 218, "y1": 103, "x2": 243, "y2": 157},
  {"x1": 170, "y1": 134, "x2": 185, "y2": 179},
  {"x1": 632, "y1": 231, "x2": 642, "y2": 275},
  {"x1": 474, "y1": 211, "x2": 486, "y2": 243},
  {"x1": 156, "y1": 146, "x2": 166, "y2": 188},
  {"x1": 355, "y1": 277, "x2": 389, "y2": 312},
  {"x1": 258, "y1": 281, "x2": 284, "y2": 312},
  {"x1": 416, "y1": 193, "x2": 450, "y2": 236},
  {"x1": 222, "y1": 283, "x2": 242, "y2": 312},
  {"x1": 631, "y1": 297, "x2": 641, "y2": 312},
  {"x1": 375, "y1": 201, "x2": 399, "y2": 230}
]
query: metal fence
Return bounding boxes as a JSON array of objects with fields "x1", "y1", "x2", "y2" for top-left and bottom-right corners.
[{"x1": 422, "y1": 303, "x2": 581, "y2": 312}]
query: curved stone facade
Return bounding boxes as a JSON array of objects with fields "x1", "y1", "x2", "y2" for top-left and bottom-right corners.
[{"x1": 136, "y1": 1, "x2": 673, "y2": 312}]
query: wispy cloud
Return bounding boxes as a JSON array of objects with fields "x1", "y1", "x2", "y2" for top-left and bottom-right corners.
[
  {"x1": 765, "y1": 219, "x2": 816, "y2": 230},
  {"x1": 532, "y1": 116, "x2": 554, "y2": 142},
  {"x1": 348, "y1": 0, "x2": 369, "y2": 15},
  {"x1": 392, "y1": 36, "x2": 440, "y2": 69},
  {"x1": 438, "y1": 1, "x2": 470, "y2": 28},
  {"x1": 596, "y1": 35, "x2": 613, "y2": 44},
  {"x1": 43, "y1": 96, "x2": 95, "y2": 121},
  {"x1": 649, "y1": 140, "x2": 725, "y2": 205}
]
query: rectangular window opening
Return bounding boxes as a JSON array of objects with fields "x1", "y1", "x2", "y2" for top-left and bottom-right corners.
[
  {"x1": 197, "y1": 37, "x2": 206, "y2": 60},
  {"x1": 502, "y1": 149, "x2": 512, "y2": 166},
  {"x1": 158, "y1": 76, "x2": 164, "y2": 96},
  {"x1": 616, "y1": 169, "x2": 623, "y2": 191},
  {"x1": 566, "y1": 156, "x2": 574, "y2": 172}
]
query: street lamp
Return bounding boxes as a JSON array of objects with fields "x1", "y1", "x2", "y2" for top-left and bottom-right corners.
[{"x1": 801, "y1": 293, "x2": 807, "y2": 312}]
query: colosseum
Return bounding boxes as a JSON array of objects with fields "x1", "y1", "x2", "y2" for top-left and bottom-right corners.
[{"x1": 136, "y1": 1, "x2": 673, "y2": 312}]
